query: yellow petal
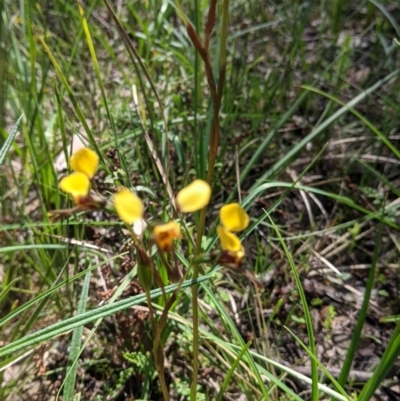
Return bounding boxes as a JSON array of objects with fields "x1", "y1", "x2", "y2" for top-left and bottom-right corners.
[
  {"x1": 220, "y1": 203, "x2": 249, "y2": 232},
  {"x1": 114, "y1": 188, "x2": 144, "y2": 224},
  {"x1": 176, "y1": 179, "x2": 211, "y2": 213},
  {"x1": 70, "y1": 147, "x2": 99, "y2": 178},
  {"x1": 153, "y1": 221, "x2": 181, "y2": 252},
  {"x1": 59, "y1": 172, "x2": 90, "y2": 198},
  {"x1": 217, "y1": 226, "x2": 242, "y2": 252}
]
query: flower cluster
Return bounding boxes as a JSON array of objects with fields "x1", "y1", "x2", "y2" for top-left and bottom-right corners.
[
  {"x1": 59, "y1": 147, "x2": 100, "y2": 208},
  {"x1": 59, "y1": 147, "x2": 250, "y2": 278},
  {"x1": 58, "y1": 147, "x2": 212, "y2": 249},
  {"x1": 151, "y1": 179, "x2": 211, "y2": 252}
]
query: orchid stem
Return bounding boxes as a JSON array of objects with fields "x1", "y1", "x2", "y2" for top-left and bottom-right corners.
[{"x1": 181, "y1": 2, "x2": 228, "y2": 399}]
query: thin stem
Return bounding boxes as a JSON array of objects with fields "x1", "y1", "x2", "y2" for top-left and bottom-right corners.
[
  {"x1": 190, "y1": 40, "x2": 221, "y2": 401},
  {"x1": 155, "y1": 343, "x2": 170, "y2": 401},
  {"x1": 190, "y1": 206, "x2": 207, "y2": 400},
  {"x1": 144, "y1": 288, "x2": 170, "y2": 401},
  {"x1": 153, "y1": 265, "x2": 190, "y2": 401},
  {"x1": 178, "y1": 3, "x2": 227, "y2": 399}
]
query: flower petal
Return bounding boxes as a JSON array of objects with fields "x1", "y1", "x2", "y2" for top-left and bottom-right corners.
[
  {"x1": 153, "y1": 221, "x2": 181, "y2": 252},
  {"x1": 114, "y1": 188, "x2": 144, "y2": 224},
  {"x1": 176, "y1": 179, "x2": 211, "y2": 213},
  {"x1": 59, "y1": 172, "x2": 90, "y2": 198},
  {"x1": 220, "y1": 203, "x2": 249, "y2": 232},
  {"x1": 70, "y1": 147, "x2": 99, "y2": 178},
  {"x1": 217, "y1": 225, "x2": 242, "y2": 252}
]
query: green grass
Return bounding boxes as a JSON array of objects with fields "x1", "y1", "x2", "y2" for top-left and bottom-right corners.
[{"x1": 1, "y1": 0, "x2": 400, "y2": 400}]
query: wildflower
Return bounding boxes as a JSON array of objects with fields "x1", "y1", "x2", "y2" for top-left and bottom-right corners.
[
  {"x1": 217, "y1": 226, "x2": 242, "y2": 252},
  {"x1": 216, "y1": 203, "x2": 249, "y2": 268},
  {"x1": 59, "y1": 147, "x2": 99, "y2": 206},
  {"x1": 216, "y1": 219, "x2": 261, "y2": 288},
  {"x1": 69, "y1": 147, "x2": 99, "y2": 179},
  {"x1": 59, "y1": 172, "x2": 90, "y2": 201},
  {"x1": 114, "y1": 188, "x2": 144, "y2": 224},
  {"x1": 216, "y1": 226, "x2": 245, "y2": 266},
  {"x1": 153, "y1": 221, "x2": 181, "y2": 252},
  {"x1": 220, "y1": 203, "x2": 249, "y2": 232},
  {"x1": 176, "y1": 179, "x2": 211, "y2": 212}
]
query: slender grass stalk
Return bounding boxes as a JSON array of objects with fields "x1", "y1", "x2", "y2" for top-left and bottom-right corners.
[
  {"x1": 61, "y1": 268, "x2": 91, "y2": 401},
  {"x1": 0, "y1": 273, "x2": 214, "y2": 359},
  {"x1": 302, "y1": 85, "x2": 400, "y2": 159},
  {"x1": 284, "y1": 326, "x2": 350, "y2": 401},
  {"x1": 266, "y1": 212, "x2": 319, "y2": 401},
  {"x1": 336, "y1": 209, "x2": 384, "y2": 388},
  {"x1": 215, "y1": 342, "x2": 252, "y2": 401},
  {"x1": 201, "y1": 284, "x2": 271, "y2": 400},
  {"x1": 0, "y1": 115, "x2": 23, "y2": 165},
  {"x1": 358, "y1": 322, "x2": 400, "y2": 401}
]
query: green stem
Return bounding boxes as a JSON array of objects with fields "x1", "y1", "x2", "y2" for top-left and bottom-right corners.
[
  {"x1": 185, "y1": 2, "x2": 228, "y2": 399},
  {"x1": 155, "y1": 343, "x2": 170, "y2": 401},
  {"x1": 190, "y1": 207, "x2": 207, "y2": 400},
  {"x1": 144, "y1": 288, "x2": 170, "y2": 401},
  {"x1": 190, "y1": 46, "x2": 222, "y2": 401}
]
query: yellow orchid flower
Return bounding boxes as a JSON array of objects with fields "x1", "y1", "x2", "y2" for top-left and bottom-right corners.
[
  {"x1": 59, "y1": 172, "x2": 90, "y2": 201},
  {"x1": 153, "y1": 221, "x2": 181, "y2": 252},
  {"x1": 217, "y1": 225, "x2": 242, "y2": 252},
  {"x1": 176, "y1": 179, "x2": 211, "y2": 213},
  {"x1": 216, "y1": 225, "x2": 246, "y2": 267},
  {"x1": 220, "y1": 203, "x2": 249, "y2": 232},
  {"x1": 70, "y1": 147, "x2": 99, "y2": 179},
  {"x1": 114, "y1": 188, "x2": 144, "y2": 224}
]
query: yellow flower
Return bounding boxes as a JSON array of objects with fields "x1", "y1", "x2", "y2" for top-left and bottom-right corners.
[
  {"x1": 153, "y1": 221, "x2": 181, "y2": 252},
  {"x1": 220, "y1": 203, "x2": 249, "y2": 232},
  {"x1": 114, "y1": 188, "x2": 144, "y2": 224},
  {"x1": 59, "y1": 172, "x2": 90, "y2": 200},
  {"x1": 217, "y1": 225, "x2": 246, "y2": 267},
  {"x1": 217, "y1": 226, "x2": 242, "y2": 252},
  {"x1": 70, "y1": 147, "x2": 99, "y2": 179},
  {"x1": 176, "y1": 179, "x2": 211, "y2": 213}
]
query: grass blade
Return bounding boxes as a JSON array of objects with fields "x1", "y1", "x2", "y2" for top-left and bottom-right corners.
[
  {"x1": 243, "y1": 182, "x2": 400, "y2": 231},
  {"x1": 302, "y1": 85, "x2": 400, "y2": 159},
  {"x1": 201, "y1": 284, "x2": 270, "y2": 400},
  {"x1": 0, "y1": 114, "x2": 23, "y2": 165},
  {"x1": 62, "y1": 267, "x2": 91, "y2": 400},
  {"x1": 251, "y1": 69, "x2": 400, "y2": 188},
  {"x1": 358, "y1": 322, "x2": 400, "y2": 401},
  {"x1": 265, "y1": 211, "x2": 319, "y2": 401},
  {"x1": 337, "y1": 208, "x2": 384, "y2": 388},
  {"x1": 0, "y1": 273, "x2": 214, "y2": 359},
  {"x1": 215, "y1": 341, "x2": 252, "y2": 401}
]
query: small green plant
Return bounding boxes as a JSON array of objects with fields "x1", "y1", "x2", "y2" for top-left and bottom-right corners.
[
  {"x1": 322, "y1": 305, "x2": 337, "y2": 331},
  {"x1": 52, "y1": 146, "x2": 256, "y2": 400},
  {"x1": 2, "y1": 0, "x2": 400, "y2": 400}
]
